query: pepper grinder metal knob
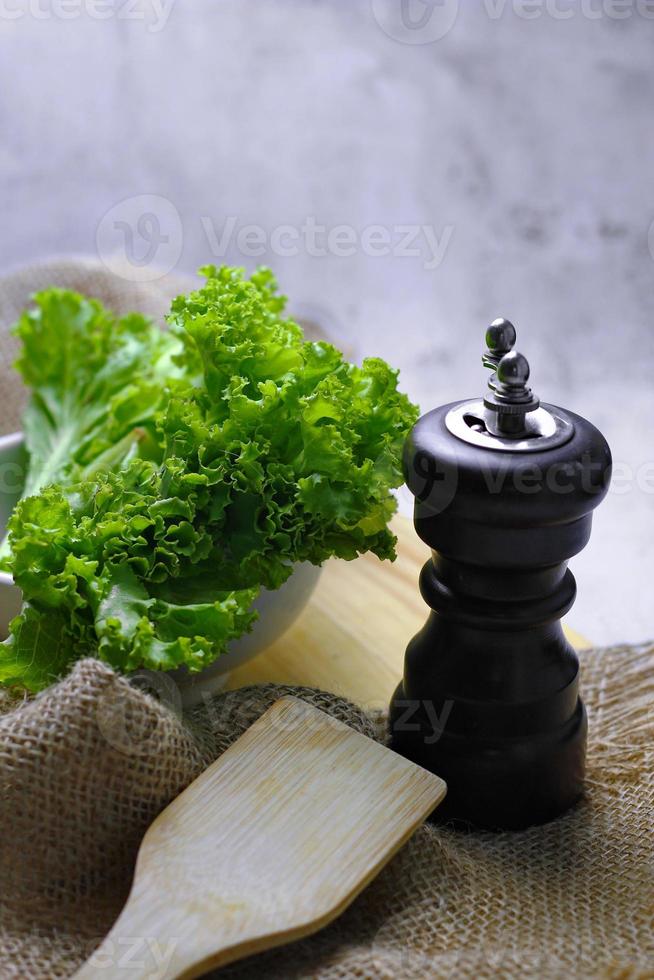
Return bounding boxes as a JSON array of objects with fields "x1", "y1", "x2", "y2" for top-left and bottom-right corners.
[
  {"x1": 482, "y1": 316, "x2": 517, "y2": 371},
  {"x1": 388, "y1": 320, "x2": 612, "y2": 830}
]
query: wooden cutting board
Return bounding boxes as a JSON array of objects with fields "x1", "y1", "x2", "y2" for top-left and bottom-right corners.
[{"x1": 228, "y1": 516, "x2": 590, "y2": 708}]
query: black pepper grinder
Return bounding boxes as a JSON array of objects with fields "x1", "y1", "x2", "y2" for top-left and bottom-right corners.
[{"x1": 389, "y1": 319, "x2": 612, "y2": 830}]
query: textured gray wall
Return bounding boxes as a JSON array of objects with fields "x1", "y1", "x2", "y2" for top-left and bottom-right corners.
[{"x1": 1, "y1": 0, "x2": 653, "y2": 643}]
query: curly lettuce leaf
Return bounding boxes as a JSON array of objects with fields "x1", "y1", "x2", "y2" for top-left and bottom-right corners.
[
  {"x1": 2, "y1": 474, "x2": 258, "y2": 685},
  {"x1": 164, "y1": 266, "x2": 419, "y2": 578}
]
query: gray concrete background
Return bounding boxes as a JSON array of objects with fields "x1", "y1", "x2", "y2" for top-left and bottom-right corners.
[{"x1": 1, "y1": 1, "x2": 653, "y2": 644}]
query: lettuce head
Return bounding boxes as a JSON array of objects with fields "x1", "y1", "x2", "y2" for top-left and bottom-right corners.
[{"x1": 0, "y1": 266, "x2": 418, "y2": 691}]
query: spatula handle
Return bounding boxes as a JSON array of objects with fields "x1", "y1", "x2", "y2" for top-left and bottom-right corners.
[{"x1": 73, "y1": 901, "x2": 187, "y2": 980}]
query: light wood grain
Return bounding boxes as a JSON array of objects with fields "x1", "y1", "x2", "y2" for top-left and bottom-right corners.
[
  {"x1": 227, "y1": 516, "x2": 591, "y2": 708},
  {"x1": 74, "y1": 697, "x2": 446, "y2": 980}
]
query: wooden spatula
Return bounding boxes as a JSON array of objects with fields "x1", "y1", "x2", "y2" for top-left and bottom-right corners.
[{"x1": 74, "y1": 696, "x2": 446, "y2": 980}]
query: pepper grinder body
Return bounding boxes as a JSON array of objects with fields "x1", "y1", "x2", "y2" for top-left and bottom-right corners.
[{"x1": 389, "y1": 391, "x2": 611, "y2": 830}]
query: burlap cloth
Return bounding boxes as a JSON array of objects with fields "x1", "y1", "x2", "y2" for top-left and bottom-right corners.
[{"x1": 0, "y1": 261, "x2": 652, "y2": 979}]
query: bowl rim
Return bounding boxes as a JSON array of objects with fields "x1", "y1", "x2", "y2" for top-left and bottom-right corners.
[
  {"x1": 0, "y1": 431, "x2": 24, "y2": 452},
  {"x1": 0, "y1": 431, "x2": 25, "y2": 588}
]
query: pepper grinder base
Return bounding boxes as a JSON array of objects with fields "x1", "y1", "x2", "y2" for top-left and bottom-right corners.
[{"x1": 389, "y1": 682, "x2": 588, "y2": 831}]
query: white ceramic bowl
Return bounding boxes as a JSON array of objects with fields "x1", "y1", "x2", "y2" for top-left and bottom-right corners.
[{"x1": 0, "y1": 433, "x2": 321, "y2": 703}]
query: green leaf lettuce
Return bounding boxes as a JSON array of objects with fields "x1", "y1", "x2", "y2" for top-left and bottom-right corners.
[{"x1": 0, "y1": 267, "x2": 418, "y2": 691}]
